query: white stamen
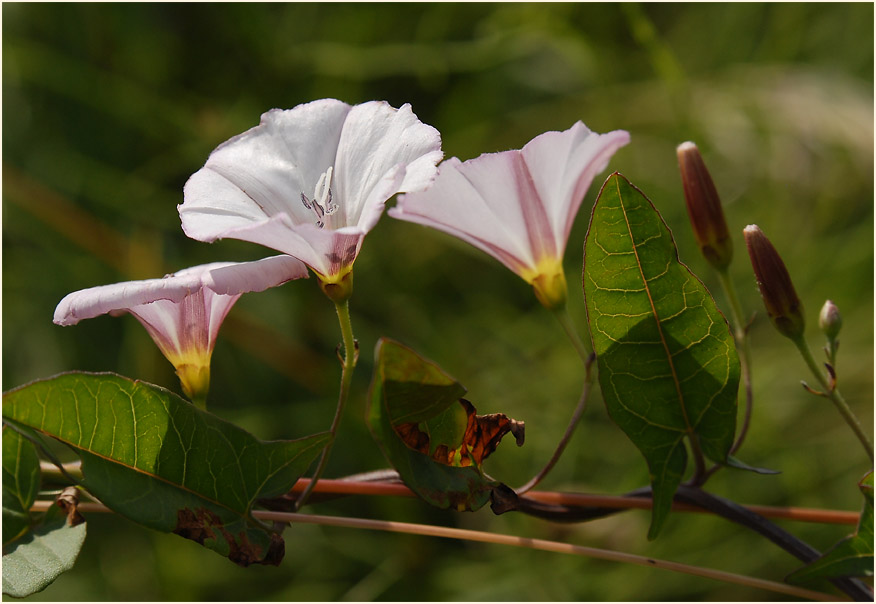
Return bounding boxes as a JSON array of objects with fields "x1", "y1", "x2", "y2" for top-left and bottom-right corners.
[{"x1": 301, "y1": 167, "x2": 339, "y2": 228}]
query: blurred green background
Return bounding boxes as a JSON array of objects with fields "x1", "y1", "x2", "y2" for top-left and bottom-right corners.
[{"x1": 3, "y1": 3, "x2": 873, "y2": 600}]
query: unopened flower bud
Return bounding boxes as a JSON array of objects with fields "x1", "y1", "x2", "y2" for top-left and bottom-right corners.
[
  {"x1": 819, "y1": 300, "x2": 842, "y2": 340},
  {"x1": 677, "y1": 142, "x2": 733, "y2": 270},
  {"x1": 744, "y1": 225, "x2": 805, "y2": 339}
]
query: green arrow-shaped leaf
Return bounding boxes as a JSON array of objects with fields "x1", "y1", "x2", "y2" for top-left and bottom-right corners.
[
  {"x1": 788, "y1": 472, "x2": 874, "y2": 583},
  {"x1": 2, "y1": 372, "x2": 330, "y2": 566},
  {"x1": 367, "y1": 338, "x2": 522, "y2": 511},
  {"x1": 583, "y1": 173, "x2": 740, "y2": 539},
  {"x1": 2, "y1": 504, "x2": 87, "y2": 598},
  {"x1": 2, "y1": 425, "x2": 41, "y2": 547}
]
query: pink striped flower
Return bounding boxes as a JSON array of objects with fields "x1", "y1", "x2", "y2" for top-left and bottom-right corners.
[
  {"x1": 178, "y1": 99, "x2": 443, "y2": 301},
  {"x1": 54, "y1": 255, "x2": 308, "y2": 406},
  {"x1": 390, "y1": 122, "x2": 629, "y2": 309}
]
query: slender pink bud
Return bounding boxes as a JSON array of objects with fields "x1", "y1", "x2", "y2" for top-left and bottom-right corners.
[
  {"x1": 819, "y1": 299, "x2": 842, "y2": 340},
  {"x1": 743, "y1": 225, "x2": 805, "y2": 339},
  {"x1": 677, "y1": 142, "x2": 733, "y2": 270}
]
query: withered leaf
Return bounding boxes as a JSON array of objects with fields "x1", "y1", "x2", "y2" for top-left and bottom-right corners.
[
  {"x1": 173, "y1": 507, "x2": 284, "y2": 568},
  {"x1": 394, "y1": 398, "x2": 524, "y2": 468},
  {"x1": 55, "y1": 486, "x2": 85, "y2": 527}
]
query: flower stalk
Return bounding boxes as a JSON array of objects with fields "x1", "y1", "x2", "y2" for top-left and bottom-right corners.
[
  {"x1": 295, "y1": 297, "x2": 358, "y2": 509},
  {"x1": 792, "y1": 334, "x2": 873, "y2": 463},
  {"x1": 517, "y1": 304, "x2": 593, "y2": 494},
  {"x1": 715, "y1": 267, "x2": 754, "y2": 456}
]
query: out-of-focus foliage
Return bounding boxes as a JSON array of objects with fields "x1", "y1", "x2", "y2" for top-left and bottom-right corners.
[{"x1": 3, "y1": 3, "x2": 872, "y2": 600}]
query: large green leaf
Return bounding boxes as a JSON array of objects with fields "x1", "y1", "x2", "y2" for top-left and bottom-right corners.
[
  {"x1": 367, "y1": 338, "x2": 522, "y2": 511},
  {"x1": 788, "y1": 472, "x2": 874, "y2": 583},
  {"x1": 2, "y1": 504, "x2": 87, "y2": 598},
  {"x1": 2, "y1": 425, "x2": 41, "y2": 547},
  {"x1": 583, "y1": 173, "x2": 740, "y2": 539},
  {"x1": 2, "y1": 372, "x2": 330, "y2": 566}
]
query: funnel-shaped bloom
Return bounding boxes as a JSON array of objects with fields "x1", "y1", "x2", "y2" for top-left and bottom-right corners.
[
  {"x1": 390, "y1": 122, "x2": 629, "y2": 309},
  {"x1": 178, "y1": 99, "x2": 443, "y2": 298},
  {"x1": 54, "y1": 255, "x2": 308, "y2": 406}
]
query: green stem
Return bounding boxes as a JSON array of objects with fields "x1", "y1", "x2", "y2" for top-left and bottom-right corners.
[
  {"x1": 296, "y1": 299, "x2": 358, "y2": 510},
  {"x1": 552, "y1": 305, "x2": 592, "y2": 364},
  {"x1": 716, "y1": 268, "x2": 753, "y2": 456},
  {"x1": 516, "y1": 306, "x2": 594, "y2": 493},
  {"x1": 191, "y1": 394, "x2": 207, "y2": 411},
  {"x1": 792, "y1": 335, "x2": 873, "y2": 464}
]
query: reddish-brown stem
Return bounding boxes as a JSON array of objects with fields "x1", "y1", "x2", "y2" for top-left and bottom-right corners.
[{"x1": 284, "y1": 478, "x2": 859, "y2": 525}]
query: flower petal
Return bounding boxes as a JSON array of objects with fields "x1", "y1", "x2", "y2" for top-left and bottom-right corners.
[
  {"x1": 179, "y1": 99, "x2": 443, "y2": 280},
  {"x1": 179, "y1": 99, "x2": 353, "y2": 242},
  {"x1": 391, "y1": 122, "x2": 629, "y2": 282},
  {"x1": 204, "y1": 254, "x2": 309, "y2": 295},
  {"x1": 391, "y1": 153, "x2": 545, "y2": 276},
  {"x1": 53, "y1": 257, "x2": 307, "y2": 326},
  {"x1": 521, "y1": 123, "x2": 630, "y2": 247},
  {"x1": 54, "y1": 273, "x2": 205, "y2": 326},
  {"x1": 334, "y1": 101, "x2": 443, "y2": 231},
  {"x1": 192, "y1": 214, "x2": 362, "y2": 279}
]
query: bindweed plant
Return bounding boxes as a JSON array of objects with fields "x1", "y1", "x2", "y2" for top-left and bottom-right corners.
[{"x1": 2, "y1": 100, "x2": 873, "y2": 601}]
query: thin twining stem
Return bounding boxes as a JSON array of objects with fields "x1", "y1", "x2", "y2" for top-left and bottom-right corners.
[
  {"x1": 716, "y1": 267, "x2": 754, "y2": 457},
  {"x1": 553, "y1": 304, "x2": 592, "y2": 364},
  {"x1": 516, "y1": 352, "x2": 596, "y2": 494},
  {"x1": 28, "y1": 500, "x2": 837, "y2": 602},
  {"x1": 792, "y1": 335, "x2": 873, "y2": 464},
  {"x1": 295, "y1": 298, "x2": 358, "y2": 510},
  {"x1": 515, "y1": 306, "x2": 595, "y2": 494},
  {"x1": 701, "y1": 269, "x2": 755, "y2": 484}
]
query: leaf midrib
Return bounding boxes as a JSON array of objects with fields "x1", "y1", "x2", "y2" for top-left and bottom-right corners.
[{"x1": 613, "y1": 176, "x2": 695, "y2": 439}]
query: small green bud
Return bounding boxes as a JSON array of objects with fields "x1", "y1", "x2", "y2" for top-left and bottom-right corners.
[
  {"x1": 819, "y1": 300, "x2": 842, "y2": 340},
  {"x1": 744, "y1": 224, "x2": 805, "y2": 339},
  {"x1": 677, "y1": 142, "x2": 733, "y2": 270}
]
